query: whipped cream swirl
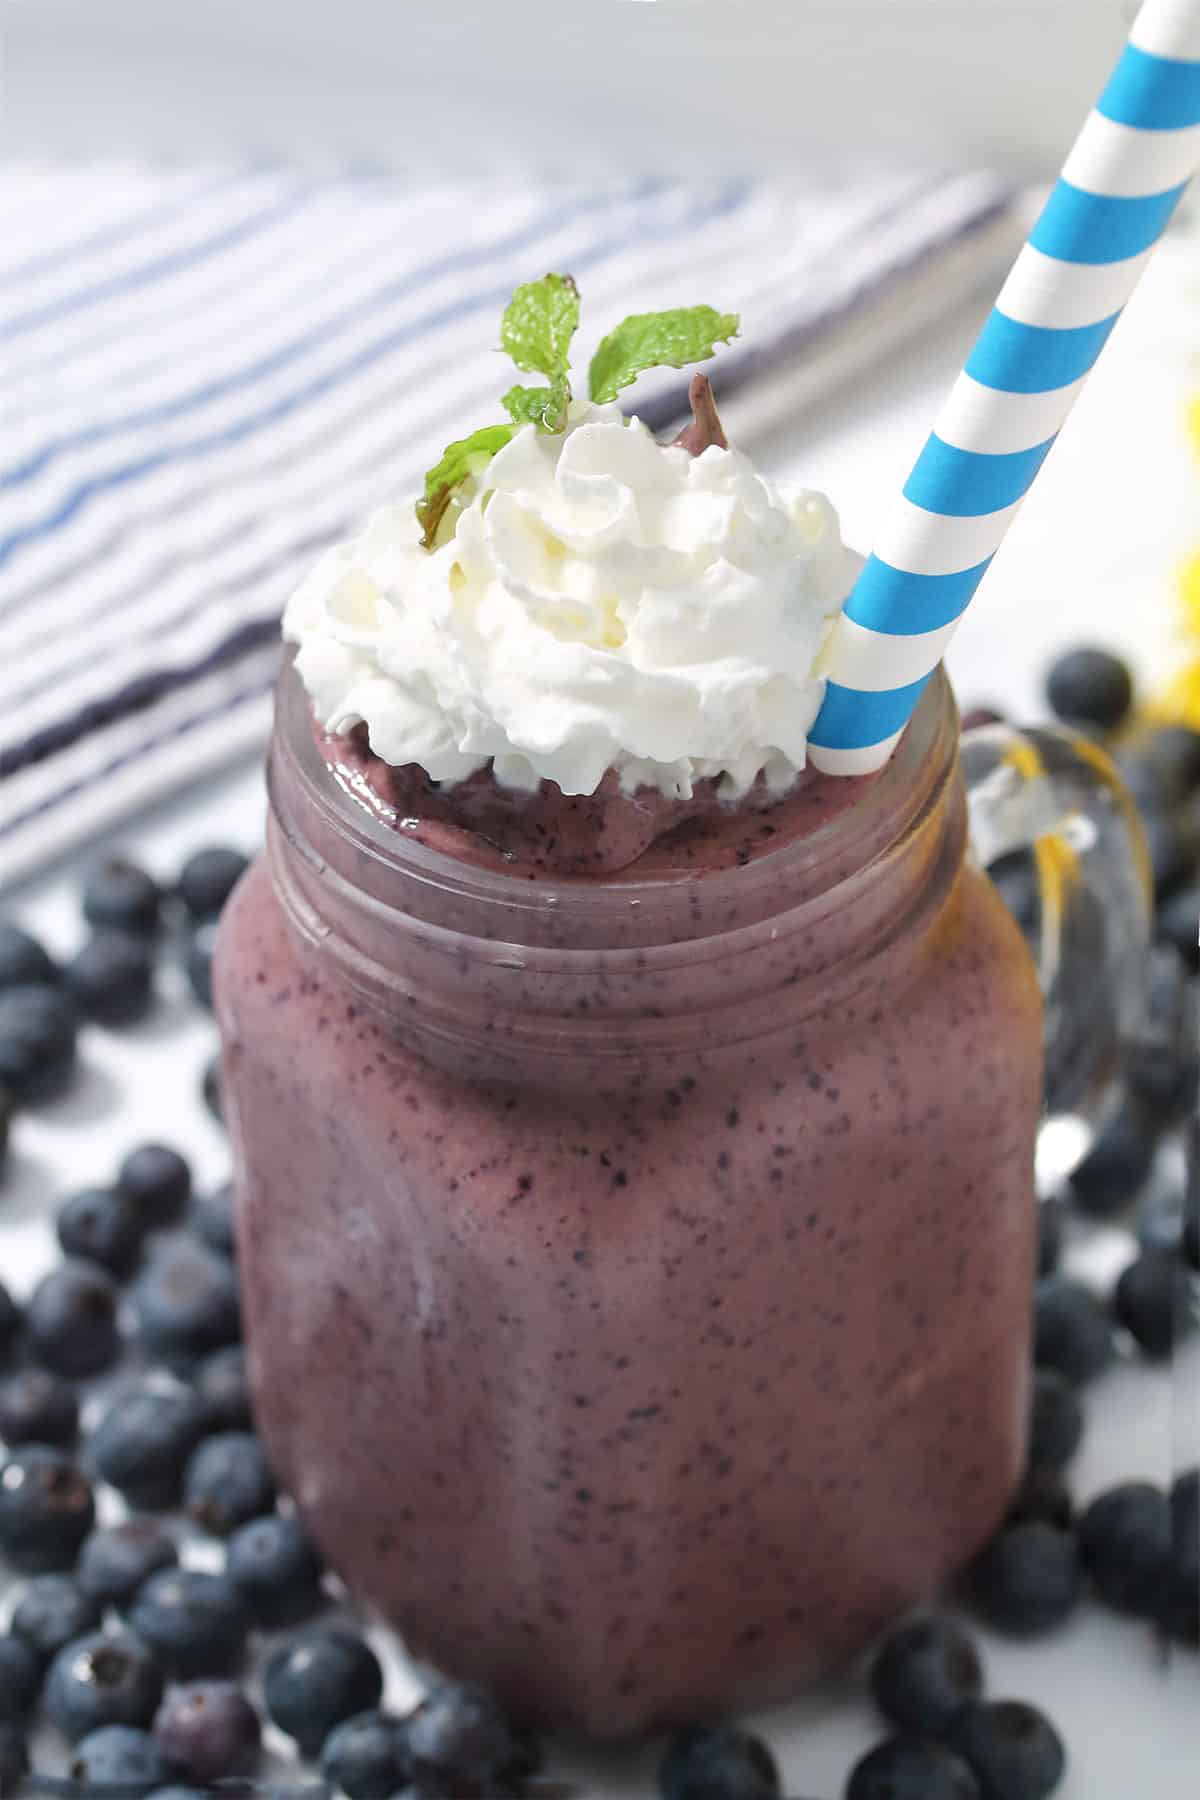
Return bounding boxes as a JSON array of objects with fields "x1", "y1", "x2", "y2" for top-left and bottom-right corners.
[{"x1": 285, "y1": 401, "x2": 856, "y2": 799}]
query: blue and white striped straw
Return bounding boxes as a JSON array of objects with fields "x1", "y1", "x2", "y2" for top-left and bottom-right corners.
[{"x1": 808, "y1": 0, "x2": 1200, "y2": 775}]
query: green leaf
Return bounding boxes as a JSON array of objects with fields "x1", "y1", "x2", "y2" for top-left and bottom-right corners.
[
  {"x1": 502, "y1": 376, "x2": 570, "y2": 433},
  {"x1": 588, "y1": 305, "x2": 740, "y2": 405},
  {"x1": 415, "y1": 423, "x2": 516, "y2": 549},
  {"x1": 500, "y1": 272, "x2": 580, "y2": 381}
]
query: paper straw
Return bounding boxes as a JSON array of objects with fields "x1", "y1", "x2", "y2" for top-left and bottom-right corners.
[{"x1": 807, "y1": 0, "x2": 1200, "y2": 775}]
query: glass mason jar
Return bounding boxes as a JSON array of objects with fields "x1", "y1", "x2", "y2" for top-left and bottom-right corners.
[{"x1": 215, "y1": 663, "x2": 1148, "y2": 1738}]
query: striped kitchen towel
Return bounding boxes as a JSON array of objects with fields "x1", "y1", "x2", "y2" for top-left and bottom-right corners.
[{"x1": 0, "y1": 159, "x2": 1024, "y2": 886}]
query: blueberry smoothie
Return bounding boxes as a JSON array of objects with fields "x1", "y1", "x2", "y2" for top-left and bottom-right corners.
[{"x1": 216, "y1": 315, "x2": 1043, "y2": 1734}]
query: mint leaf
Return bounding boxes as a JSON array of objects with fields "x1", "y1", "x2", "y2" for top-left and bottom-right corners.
[
  {"x1": 588, "y1": 305, "x2": 740, "y2": 405},
  {"x1": 500, "y1": 273, "x2": 580, "y2": 382},
  {"x1": 416, "y1": 423, "x2": 516, "y2": 549},
  {"x1": 502, "y1": 376, "x2": 570, "y2": 433}
]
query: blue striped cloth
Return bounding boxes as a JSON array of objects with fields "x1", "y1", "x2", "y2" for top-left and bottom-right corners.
[{"x1": 0, "y1": 159, "x2": 1020, "y2": 885}]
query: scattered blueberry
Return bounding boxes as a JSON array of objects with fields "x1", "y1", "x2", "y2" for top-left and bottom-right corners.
[
  {"x1": 1078, "y1": 1481, "x2": 1172, "y2": 1616},
  {"x1": 0, "y1": 983, "x2": 78, "y2": 1103},
  {"x1": 950, "y1": 1700, "x2": 1065, "y2": 1800},
  {"x1": 1155, "y1": 885, "x2": 1200, "y2": 973},
  {"x1": 183, "y1": 1430, "x2": 275, "y2": 1536},
  {"x1": 192, "y1": 1345, "x2": 252, "y2": 1432},
  {"x1": 1141, "y1": 809, "x2": 1198, "y2": 901},
  {"x1": 1113, "y1": 1247, "x2": 1193, "y2": 1359},
  {"x1": 0, "y1": 1280, "x2": 22, "y2": 1355},
  {"x1": 10, "y1": 1574, "x2": 102, "y2": 1665},
  {"x1": 118, "y1": 1143, "x2": 192, "y2": 1228},
  {"x1": 125, "y1": 1568, "x2": 250, "y2": 1679},
  {"x1": 263, "y1": 1627, "x2": 383, "y2": 1757},
  {"x1": 1172, "y1": 1467, "x2": 1199, "y2": 1565},
  {"x1": 227, "y1": 1513, "x2": 324, "y2": 1627},
  {"x1": 152, "y1": 1680, "x2": 261, "y2": 1782},
  {"x1": 185, "y1": 922, "x2": 218, "y2": 1010},
  {"x1": 1033, "y1": 1279, "x2": 1113, "y2": 1384},
  {"x1": 89, "y1": 1380, "x2": 208, "y2": 1510},
  {"x1": 57, "y1": 1184, "x2": 145, "y2": 1277},
  {"x1": 1027, "y1": 1370, "x2": 1084, "y2": 1470},
  {"x1": 404, "y1": 1680, "x2": 526, "y2": 1794},
  {"x1": 1142, "y1": 725, "x2": 1200, "y2": 803},
  {"x1": 78, "y1": 1519, "x2": 179, "y2": 1607},
  {"x1": 1067, "y1": 1105, "x2": 1155, "y2": 1217},
  {"x1": 0, "y1": 1633, "x2": 40, "y2": 1721},
  {"x1": 44, "y1": 1629, "x2": 165, "y2": 1739},
  {"x1": 201, "y1": 1054, "x2": 224, "y2": 1124},
  {"x1": 0, "y1": 1721, "x2": 28, "y2": 1792},
  {"x1": 967, "y1": 1522, "x2": 1081, "y2": 1635},
  {"x1": 845, "y1": 1735, "x2": 980, "y2": 1800},
  {"x1": 1124, "y1": 1042, "x2": 1200, "y2": 1129},
  {"x1": 27, "y1": 1257, "x2": 122, "y2": 1377},
  {"x1": 1045, "y1": 646, "x2": 1132, "y2": 733},
  {"x1": 133, "y1": 1241, "x2": 240, "y2": 1367},
  {"x1": 1164, "y1": 1467, "x2": 1200, "y2": 1646},
  {"x1": 1036, "y1": 1198, "x2": 1066, "y2": 1278},
  {"x1": 65, "y1": 931, "x2": 156, "y2": 1026},
  {"x1": 0, "y1": 1443, "x2": 95, "y2": 1572},
  {"x1": 177, "y1": 847, "x2": 248, "y2": 921},
  {"x1": 82, "y1": 859, "x2": 163, "y2": 936},
  {"x1": 0, "y1": 923, "x2": 58, "y2": 991},
  {"x1": 1006, "y1": 1466, "x2": 1074, "y2": 1532},
  {"x1": 321, "y1": 1709, "x2": 411, "y2": 1800},
  {"x1": 869, "y1": 1617, "x2": 983, "y2": 1739},
  {"x1": 71, "y1": 1722, "x2": 173, "y2": 1795},
  {"x1": 190, "y1": 1181, "x2": 236, "y2": 1260}
]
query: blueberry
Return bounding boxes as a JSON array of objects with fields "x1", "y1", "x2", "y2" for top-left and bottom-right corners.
[
  {"x1": 152, "y1": 1680, "x2": 261, "y2": 1782},
  {"x1": 1033, "y1": 1278, "x2": 1113, "y2": 1384},
  {"x1": 0, "y1": 1443, "x2": 95, "y2": 1572},
  {"x1": 202, "y1": 1055, "x2": 224, "y2": 1124},
  {"x1": 57, "y1": 1185, "x2": 145, "y2": 1277},
  {"x1": 0, "y1": 1722, "x2": 28, "y2": 1793},
  {"x1": 1155, "y1": 885, "x2": 1200, "y2": 972},
  {"x1": 1079, "y1": 1480, "x2": 1172, "y2": 1616},
  {"x1": 27, "y1": 1257, "x2": 122, "y2": 1377},
  {"x1": 65, "y1": 931, "x2": 156, "y2": 1026},
  {"x1": 118, "y1": 1143, "x2": 192, "y2": 1228},
  {"x1": 0, "y1": 1633, "x2": 40, "y2": 1721},
  {"x1": 183, "y1": 1431, "x2": 275, "y2": 1536},
  {"x1": 78, "y1": 1520, "x2": 178, "y2": 1606},
  {"x1": 10, "y1": 1574, "x2": 102, "y2": 1664},
  {"x1": 263, "y1": 1627, "x2": 383, "y2": 1757},
  {"x1": 869, "y1": 1617, "x2": 983, "y2": 1739},
  {"x1": 1124, "y1": 1042, "x2": 1200, "y2": 1128},
  {"x1": 82, "y1": 859, "x2": 163, "y2": 936},
  {"x1": 192, "y1": 1345, "x2": 252, "y2": 1432},
  {"x1": 89, "y1": 1380, "x2": 208, "y2": 1510},
  {"x1": 986, "y1": 851, "x2": 1038, "y2": 934},
  {"x1": 950, "y1": 1700, "x2": 1065, "y2": 1800},
  {"x1": 845, "y1": 1736, "x2": 980, "y2": 1800},
  {"x1": 1172, "y1": 1467, "x2": 1199, "y2": 1563},
  {"x1": 1113, "y1": 1247, "x2": 1193, "y2": 1359},
  {"x1": 1067, "y1": 1105, "x2": 1155, "y2": 1217},
  {"x1": 1027, "y1": 1370, "x2": 1083, "y2": 1470},
  {"x1": 71, "y1": 1722, "x2": 173, "y2": 1794},
  {"x1": 404, "y1": 1682, "x2": 527, "y2": 1794},
  {"x1": 322, "y1": 1710, "x2": 410, "y2": 1799},
  {"x1": 133, "y1": 1242, "x2": 240, "y2": 1367},
  {"x1": 1144, "y1": 725, "x2": 1200, "y2": 803},
  {"x1": 0, "y1": 982, "x2": 78, "y2": 1103},
  {"x1": 1035, "y1": 1198, "x2": 1066, "y2": 1278},
  {"x1": 967, "y1": 1522, "x2": 1081, "y2": 1635},
  {"x1": 177, "y1": 848, "x2": 248, "y2": 922},
  {"x1": 191, "y1": 1182, "x2": 236, "y2": 1260},
  {"x1": 1006, "y1": 1465, "x2": 1074, "y2": 1532},
  {"x1": 1045, "y1": 646, "x2": 1132, "y2": 733},
  {"x1": 0, "y1": 923, "x2": 58, "y2": 991},
  {"x1": 185, "y1": 922, "x2": 218, "y2": 1011},
  {"x1": 45, "y1": 1629, "x2": 165, "y2": 1739},
  {"x1": 226, "y1": 1513, "x2": 324, "y2": 1627},
  {"x1": 1163, "y1": 1467, "x2": 1200, "y2": 1646},
  {"x1": 1142, "y1": 810, "x2": 1198, "y2": 901},
  {"x1": 0, "y1": 1281, "x2": 23, "y2": 1356},
  {"x1": 125, "y1": 1568, "x2": 250, "y2": 1679}
]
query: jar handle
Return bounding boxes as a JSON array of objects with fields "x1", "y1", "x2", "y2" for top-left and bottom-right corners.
[{"x1": 960, "y1": 722, "x2": 1153, "y2": 1148}]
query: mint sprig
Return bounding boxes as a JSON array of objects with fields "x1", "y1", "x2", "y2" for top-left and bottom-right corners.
[
  {"x1": 588, "y1": 306, "x2": 740, "y2": 405},
  {"x1": 415, "y1": 277, "x2": 738, "y2": 549}
]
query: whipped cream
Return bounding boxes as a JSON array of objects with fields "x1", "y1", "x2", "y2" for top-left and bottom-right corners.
[{"x1": 285, "y1": 401, "x2": 856, "y2": 799}]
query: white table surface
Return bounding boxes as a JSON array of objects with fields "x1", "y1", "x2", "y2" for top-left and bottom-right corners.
[{"x1": 3, "y1": 211, "x2": 1199, "y2": 1797}]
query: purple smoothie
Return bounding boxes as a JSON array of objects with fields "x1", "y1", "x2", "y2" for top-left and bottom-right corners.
[{"x1": 216, "y1": 667, "x2": 1041, "y2": 1736}]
